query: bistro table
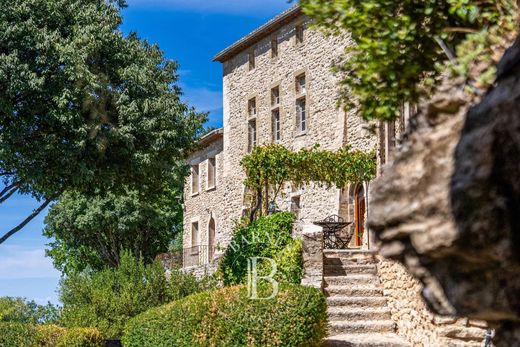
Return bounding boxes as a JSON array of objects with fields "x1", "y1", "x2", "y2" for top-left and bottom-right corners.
[{"x1": 313, "y1": 215, "x2": 353, "y2": 249}]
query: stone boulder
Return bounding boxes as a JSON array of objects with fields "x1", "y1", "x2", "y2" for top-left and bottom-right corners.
[{"x1": 368, "y1": 36, "x2": 520, "y2": 346}]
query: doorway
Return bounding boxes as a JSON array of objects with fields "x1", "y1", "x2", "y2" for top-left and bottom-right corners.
[{"x1": 354, "y1": 184, "x2": 365, "y2": 247}]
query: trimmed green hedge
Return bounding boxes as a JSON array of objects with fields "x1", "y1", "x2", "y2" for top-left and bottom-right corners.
[
  {"x1": 0, "y1": 322, "x2": 103, "y2": 347},
  {"x1": 123, "y1": 284, "x2": 327, "y2": 347}
]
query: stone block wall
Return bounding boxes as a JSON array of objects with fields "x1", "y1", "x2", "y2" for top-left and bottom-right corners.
[
  {"x1": 219, "y1": 13, "x2": 377, "y2": 247},
  {"x1": 183, "y1": 136, "x2": 225, "y2": 261},
  {"x1": 377, "y1": 256, "x2": 489, "y2": 346}
]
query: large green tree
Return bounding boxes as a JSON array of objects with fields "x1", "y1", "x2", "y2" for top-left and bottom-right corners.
[
  {"x1": 0, "y1": 0, "x2": 205, "y2": 243},
  {"x1": 43, "y1": 182, "x2": 183, "y2": 274},
  {"x1": 299, "y1": 0, "x2": 516, "y2": 121}
]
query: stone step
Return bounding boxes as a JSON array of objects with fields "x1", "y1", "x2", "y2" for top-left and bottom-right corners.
[
  {"x1": 324, "y1": 285, "x2": 383, "y2": 297},
  {"x1": 324, "y1": 264, "x2": 378, "y2": 276},
  {"x1": 324, "y1": 274, "x2": 380, "y2": 286},
  {"x1": 324, "y1": 249, "x2": 376, "y2": 259},
  {"x1": 327, "y1": 307, "x2": 392, "y2": 321},
  {"x1": 327, "y1": 296, "x2": 388, "y2": 308},
  {"x1": 324, "y1": 333, "x2": 411, "y2": 347},
  {"x1": 324, "y1": 256, "x2": 377, "y2": 266},
  {"x1": 328, "y1": 320, "x2": 395, "y2": 335}
]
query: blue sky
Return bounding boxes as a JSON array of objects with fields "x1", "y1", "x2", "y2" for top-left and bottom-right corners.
[{"x1": 0, "y1": 0, "x2": 294, "y2": 305}]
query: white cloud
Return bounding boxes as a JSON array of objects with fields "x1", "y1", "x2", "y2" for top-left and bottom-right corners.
[
  {"x1": 182, "y1": 86, "x2": 222, "y2": 113},
  {"x1": 0, "y1": 246, "x2": 59, "y2": 280},
  {"x1": 126, "y1": 0, "x2": 293, "y2": 15}
]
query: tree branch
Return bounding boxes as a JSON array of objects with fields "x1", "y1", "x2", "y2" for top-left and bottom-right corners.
[
  {"x1": 0, "y1": 195, "x2": 57, "y2": 245},
  {"x1": 0, "y1": 186, "x2": 19, "y2": 205},
  {"x1": 0, "y1": 182, "x2": 19, "y2": 199}
]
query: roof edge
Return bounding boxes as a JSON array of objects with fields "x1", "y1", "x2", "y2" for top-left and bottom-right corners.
[
  {"x1": 198, "y1": 127, "x2": 224, "y2": 147},
  {"x1": 213, "y1": 4, "x2": 301, "y2": 63}
]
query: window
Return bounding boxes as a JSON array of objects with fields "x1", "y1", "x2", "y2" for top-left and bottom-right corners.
[
  {"x1": 296, "y1": 73, "x2": 306, "y2": 95},
  {"x1": 296, "y1": 98, "x2": 306, "y2": 133},
  {"x1": 290, "y1": 196, "x2": 301, "y2": 216},
  {"x1": 207, "y1": 157, "x2": 216, "y2": 189},
  {"x1": 248, "y1": 119, "x2": 257, "y2": 152},
  {"x1": 248, "y1": 98, "x2": 257, "y2": 118},
  {"x1": 208, "y1": 217, "x2": 215, "y2": 261},
  {"x1": 272, "y1": 109, "x2": 281, "y2": 142},
  {"x1": 191, "y1": 165, "x2": 199, "y2": 195},
  {"x1": 296, "y1": 24, "x2": 304, "y2": 44},
  {"x1": 271, "y1": 86, "x2": 280, "y2": 107},
  {"x1": 271, "y1": 37, "x2": 278, "y2": 58},
  {"x1": 248, "y1": 50, "x2": 255, "y2": 70},
  {"x1": 191, "y1": 221, "x2": 199, "y2": 247}
]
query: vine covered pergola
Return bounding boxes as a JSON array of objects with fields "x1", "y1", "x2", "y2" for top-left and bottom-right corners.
[{"x1": 240, "y1": 144, "x2": 376, "y2": 221}]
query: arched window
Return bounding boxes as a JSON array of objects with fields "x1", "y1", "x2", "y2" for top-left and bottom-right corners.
[
  {"x1": 208, "y1": 217, "x2": 215, "y2": 261},
  {"x1": 354, "y1": 184, "x2": 365, "y2": 247}
]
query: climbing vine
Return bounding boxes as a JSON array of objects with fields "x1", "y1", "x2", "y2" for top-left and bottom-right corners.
[
  {"x1": 299, "y1": 0, "x2": 518, "y2": 121},
  {"x1": 240, "y1": 145, "x2": 376, "y2": 220}
]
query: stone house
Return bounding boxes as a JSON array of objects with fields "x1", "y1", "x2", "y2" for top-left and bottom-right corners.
[
  {"x1": 179, "y1": 5, "x2": 489, "y2": 346},
  {"x1": 183, "y1": 5, "x2": 382, "y2": 265}
]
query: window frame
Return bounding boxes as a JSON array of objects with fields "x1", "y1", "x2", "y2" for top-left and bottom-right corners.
[
  {"x1": 296, "y1": 97, "x2": 307, "y2": 134},
  {"x1": 248, "y1": 49, "x2": 255, "y2": 70},
  {"x1": 190, "y1": 164, "x2": 200, "y2": 196},
  {"x1": 248, "y1": 118, "x2": 257, "y2": 152},
  {"x1": 206, "y1": 157, "x2": 216, "y2": 190},
  {"x1": 272, "y1": 108, "x2": 281, "y2": 143},
  {"x1": 271, "y1": 36, "x2": 279, "y2": 58},
  {"x1": 191, "y1": 221, "x2": 199, "y2": 247},
  {"x1": 248, "y1": 98, "x2": 257, "y2": 118},
  {"x1": 295, "y1": 23, "x2": 305, "y2": 44}
]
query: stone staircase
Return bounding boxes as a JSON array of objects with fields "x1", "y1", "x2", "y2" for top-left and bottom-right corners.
[{"x1": 323, "y1": 249, "x2": 410, "y2": 347}]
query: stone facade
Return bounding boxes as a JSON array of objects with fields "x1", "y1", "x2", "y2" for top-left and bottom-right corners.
[
  {"x1": 183, "y1": 6, "x2": 377, "y2": 263},
  {"x1": 182, "y1": 129, "x2": 225, "y2": 268}
]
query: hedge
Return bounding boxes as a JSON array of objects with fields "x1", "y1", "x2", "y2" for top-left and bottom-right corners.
[
  {"x1": 123, "y1": 284, "x2": 327, "y2": 347},
  {"x1": 0, "y1": 322, "x2": 103, "y2": 346}
]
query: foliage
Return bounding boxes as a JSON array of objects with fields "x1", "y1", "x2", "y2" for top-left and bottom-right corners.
[
  {"x1": 241, "y1": 144, "x2": 376, "y2": 218},
  {"x1": 0, "y1": 322, "x2": 104, "y2": 347},
  {"x1": 0, "y1": 297, "x2": 60, "y2": 324},
  {"x1": 44, "y1": 183, "x2": 183, "y2": 274},
  {"x1": 219, "y1": 212, "x2": 301, "y2": 286},
  {"x1": 52, "y1": 327, "x2": 104, "y2": 347},
  {"x1": 271, "y1": 239, "x2": 304, "y2": 285},
  {"x1": 122, "y1": 284, "x2": 327, "y2": 347},
  {"x1": 59, "y1": 251, "x2": 215, "y2": 339},
  {"x1": 0, "y1": 0, "x2": 205, "y2": 243},
  {"x1": 299, "y1": 0, "x2": 518, "y2": 120},
  {"x1": 0, "y1": 321, "x2": 38, "y2": 346}
]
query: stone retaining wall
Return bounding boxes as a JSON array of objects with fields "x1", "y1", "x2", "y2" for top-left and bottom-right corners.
[{"x1": 377, "y1": 256, "x2": 489, "y2": 346}]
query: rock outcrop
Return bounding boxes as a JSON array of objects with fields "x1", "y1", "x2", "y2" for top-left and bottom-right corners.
[{"x1": 368, "y1": 35, "x2": 520, "y2": 346}]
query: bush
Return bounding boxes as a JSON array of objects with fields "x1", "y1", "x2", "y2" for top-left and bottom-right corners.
[
  {"x1": 123, "y1": 284, "x2": 327, "y2": 347},
  {"x1": 219, "y1": 212, "x2": 303, "y2": 285},
  {"x1": 0, "y1": 321, "x2": 38, "y2": 346},
  {"x1": 60, "y1": 251, "x2": 216, "y2": 339},
  {"x1": 0, "y1": 322, "x2": 103, "y2": 347},
  {"x1": 53, "y1": 327, "x2": 104, "y2": 347}
]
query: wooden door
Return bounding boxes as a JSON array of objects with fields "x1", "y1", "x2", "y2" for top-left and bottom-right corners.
[{"x1": 354, "y1": 185, "x2": 365, "y2": 247}]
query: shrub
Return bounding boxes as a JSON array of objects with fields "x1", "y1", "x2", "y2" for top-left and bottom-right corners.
[
  {"x1": 219, "y1": 212, "x2": 303, "y2": 285},
  {"x1": 53, "y1": 327, "x2": 104, "y2": 347},
  {"x1": 123, "y1": 284, "x2": 327, "y2": 347},
  {"x1": 60, "y1": 251, "x2": 215, "y2": 339},
  {"x1": 0, "y1": 322, "x2": 103, "y2": 347},
  {"x1": 0, "y1": 321, "x2": 38, "y2": 346}
]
